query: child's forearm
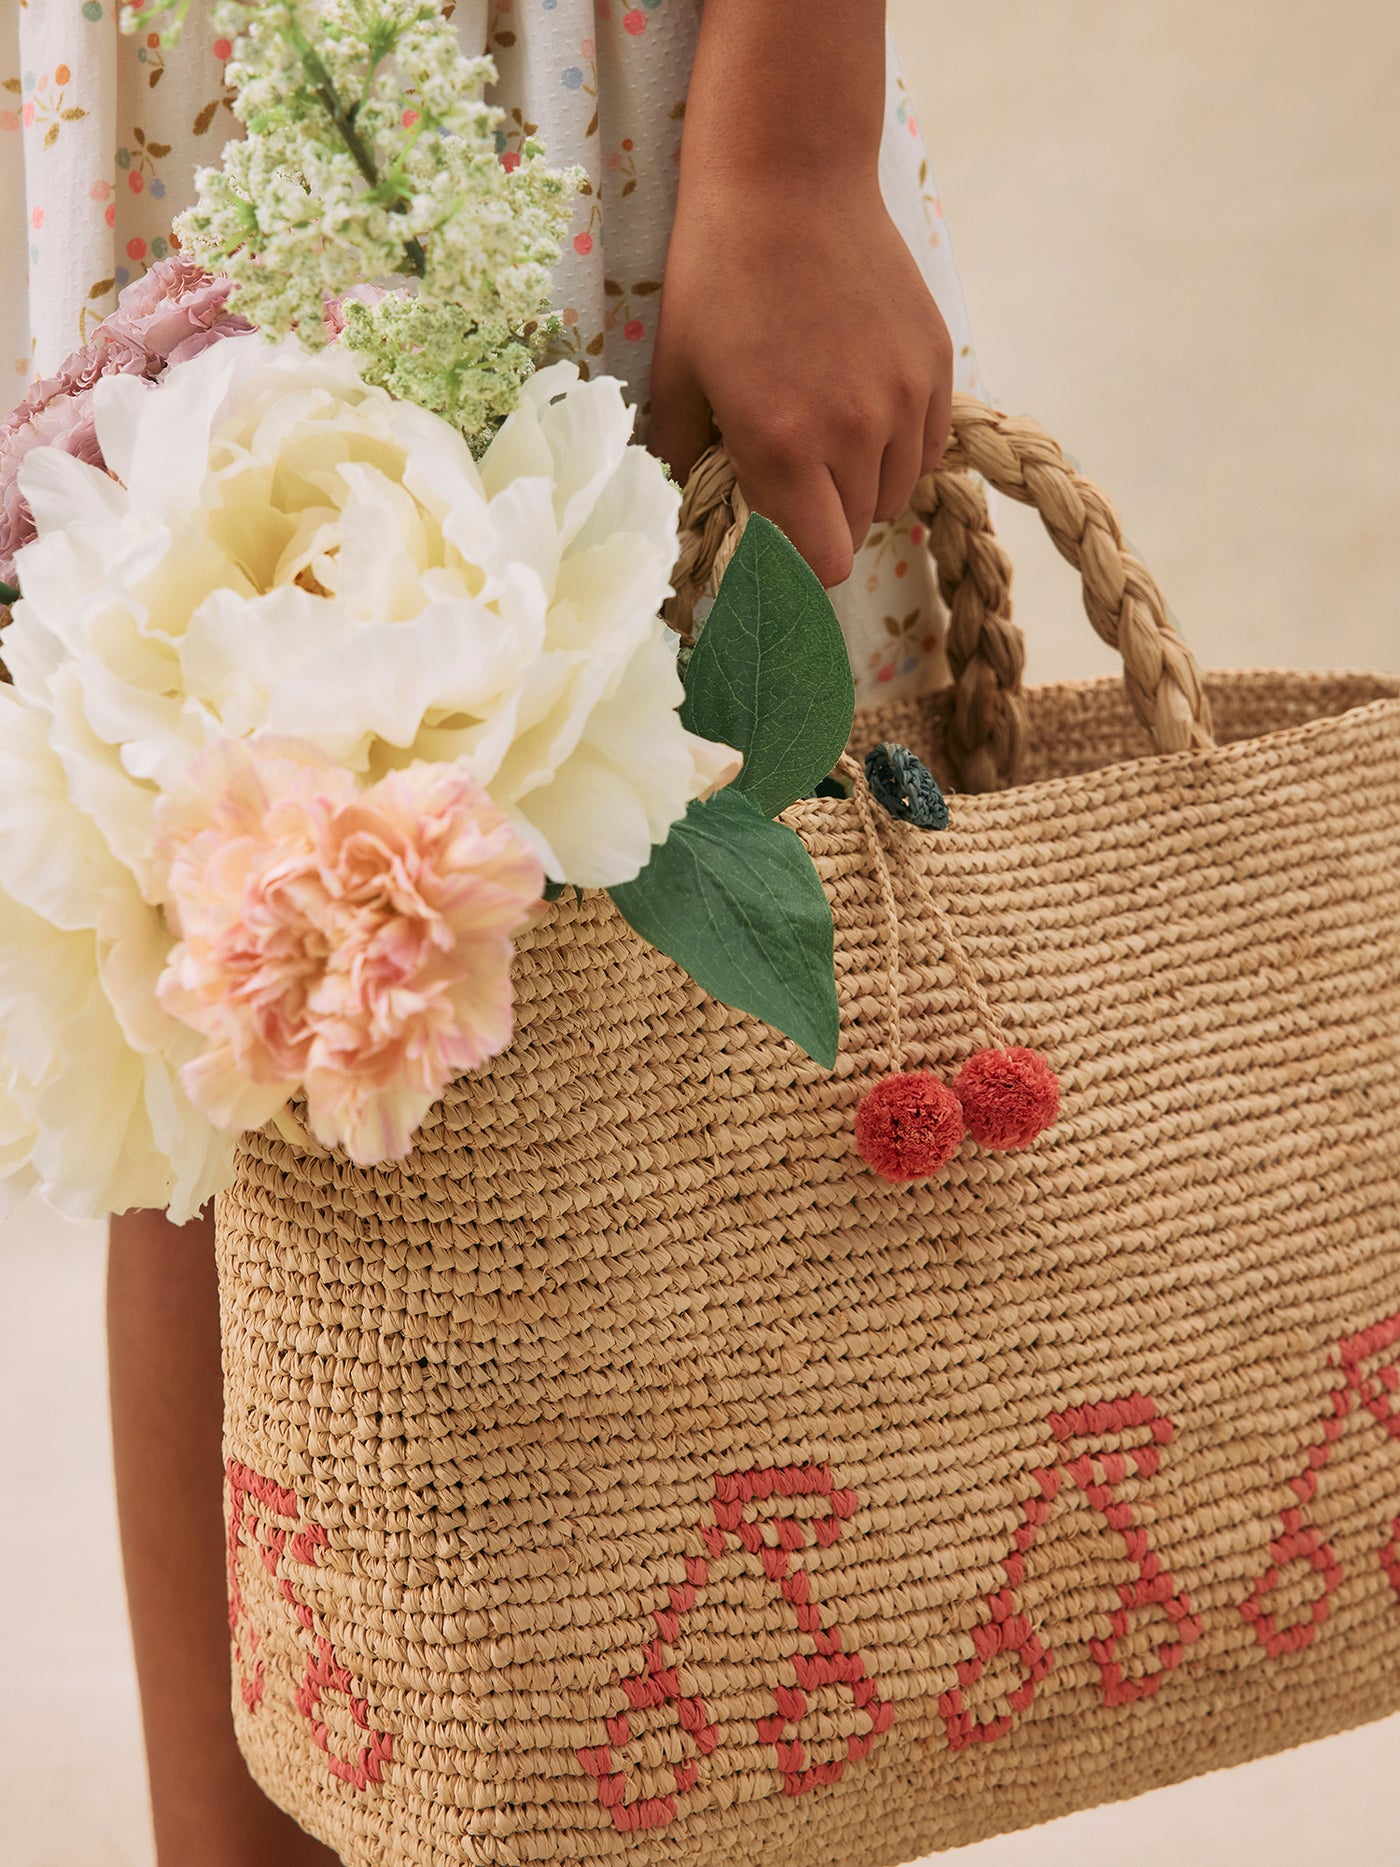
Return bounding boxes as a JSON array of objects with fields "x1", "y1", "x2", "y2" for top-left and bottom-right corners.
[
  {"x1": 685, "y1": 0, "x2": 887, "y2": 190},
  {"x1": 651, "y1": 0, "x2": 950, "y2": 587}
]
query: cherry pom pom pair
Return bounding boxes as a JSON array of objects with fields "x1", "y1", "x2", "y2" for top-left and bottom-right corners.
[{"x1": 855, "y1": 1048, "x2": 1060, "y2": 1184}]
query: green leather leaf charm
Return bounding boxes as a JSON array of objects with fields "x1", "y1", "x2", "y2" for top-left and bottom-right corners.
[
  {"x1": 681, "y1": 514, "x2": 856, "y2": 819},
  {"x1": 609, "y1": 786, "x2": 839, "y2": 1067}
]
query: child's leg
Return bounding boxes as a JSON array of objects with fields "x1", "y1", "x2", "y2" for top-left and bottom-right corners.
[{"x1": 107, "y1": 1207, "x2": 341, "y2": 1867}]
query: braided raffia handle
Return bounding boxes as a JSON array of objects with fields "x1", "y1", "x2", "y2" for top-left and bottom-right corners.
[
  {"x1": 665, "y1": 394, "x2": 1215, "y2": 792},
  {"x1": 668, "y1": 444, "x2": 752, "y2": 643},
  {"x1": 918, "y1": 396, "x2": 1214, "y2": 789},
  {"x1": 909, "y1": 454, "x2": 1025, "y2": 793}
]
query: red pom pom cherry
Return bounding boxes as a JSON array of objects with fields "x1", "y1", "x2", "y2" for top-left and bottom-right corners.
[
  {"x1": 952, "y1": 1047, "x2": 1060, "y2": 1151},
  {"x1": 855, "y1": 1071, "x2": 965, "y2": 1183}
]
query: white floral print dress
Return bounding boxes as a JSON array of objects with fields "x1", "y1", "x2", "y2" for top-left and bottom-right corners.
[{"x1": 0, "y1": 0, "x2": 984, "y2": 705}]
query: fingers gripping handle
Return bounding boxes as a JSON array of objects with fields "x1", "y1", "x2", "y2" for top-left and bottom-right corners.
[{"x1": 667, "y1": 395, "x2": 1214, "y2": 790}]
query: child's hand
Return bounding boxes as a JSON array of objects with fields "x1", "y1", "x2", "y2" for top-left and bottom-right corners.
[
  {"x1": 649, "y1": 176, "x2": 953, "y2": 590},
  {"x1": 647, "y1": 0, "x2": 952, "y2": 591}
]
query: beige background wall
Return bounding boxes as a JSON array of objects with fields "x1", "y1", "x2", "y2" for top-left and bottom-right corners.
[
  {"x1": 895, "y1": 0, "x2": 1400, "y2": 685},
  {"x1": 4, "y1": 4, "x2": 1399, "y2": 1863}
]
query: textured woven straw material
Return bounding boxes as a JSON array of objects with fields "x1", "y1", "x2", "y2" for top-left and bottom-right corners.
[{"x1": 218, "y1": 400, "x2": 1400, "y2": 1867}]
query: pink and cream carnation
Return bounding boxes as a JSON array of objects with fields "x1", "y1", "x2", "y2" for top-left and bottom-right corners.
[{"x1": 152, "y1": 736, "x2": 546, "y2": 1166}]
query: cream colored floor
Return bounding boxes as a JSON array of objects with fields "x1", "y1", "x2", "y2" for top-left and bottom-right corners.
[{"x1": 5, "y1": 1, "x2": 1400, "y2": 1861}]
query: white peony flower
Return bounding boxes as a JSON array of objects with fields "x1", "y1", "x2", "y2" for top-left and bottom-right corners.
[
  {"x1": 0, "y1": 687, "x2": 234, "y2": 1221},
  {"x1": 9, "y1": 335, "x2": 738, "y2": 891}
]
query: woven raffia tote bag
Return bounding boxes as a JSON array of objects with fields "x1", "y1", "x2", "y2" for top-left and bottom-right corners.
[{"x1": 217, "y1": 397, "x2": 1400, "y2": 1867}]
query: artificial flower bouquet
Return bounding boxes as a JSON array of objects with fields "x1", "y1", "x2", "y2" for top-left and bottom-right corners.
[{"x1": 0, "y1": 0, "x2": 857, "y2": 1224}]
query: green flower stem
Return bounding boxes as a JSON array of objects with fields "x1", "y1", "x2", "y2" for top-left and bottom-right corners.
[{"x1": 288, "y1": 19, "x2": 428, "y2": 279}]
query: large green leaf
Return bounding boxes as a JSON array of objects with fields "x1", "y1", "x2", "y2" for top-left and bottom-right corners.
[
  {"x1": 681, "y1": 514, "x2": 856, "y2": 819},
  {"x1": 609, "y1": 787, "x2": 839, "y2": 1067}
]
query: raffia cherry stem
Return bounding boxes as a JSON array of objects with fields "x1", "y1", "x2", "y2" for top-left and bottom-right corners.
[
  {"x1": 839, "y1": 754, "x2": 1013, "y2": 1063},
  {"x1": 839, "y1": 756, "x2": 1059, "y2": 1181}
]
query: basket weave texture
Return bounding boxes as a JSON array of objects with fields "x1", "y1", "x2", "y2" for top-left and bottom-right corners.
[{"x1": 217, "y1": 402, "x2": 1400, "y2": 1867}]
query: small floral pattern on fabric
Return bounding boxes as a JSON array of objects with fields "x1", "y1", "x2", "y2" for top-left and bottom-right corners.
[
  {"x1": 3, "y1": 2, "x2": 233, "y2": 377},
  {"x1": 1, "y1": 0, "x2": 983, "y2": 706}
]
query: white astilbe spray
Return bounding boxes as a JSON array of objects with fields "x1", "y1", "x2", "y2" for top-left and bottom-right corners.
[{"x1": 149, "y1": 0, "x2": 577, "y2": 443}]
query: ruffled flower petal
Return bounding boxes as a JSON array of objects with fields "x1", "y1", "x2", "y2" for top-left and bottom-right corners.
[
  {"x1": 14, "y1": 335, "x2": 729, "y2": 895},
  {"x1": 0, "y1": 688, "x2": 131, "y2": 928},
  {"x1": 154, "y1": 737, "x2": 545, "y2": 1168},
  {"x1": 0, "y1": 884, "x2": 229, "y2": 1221},
  {"x1": 0, "y1": 328, "x2": 742, "y2": 1212}
]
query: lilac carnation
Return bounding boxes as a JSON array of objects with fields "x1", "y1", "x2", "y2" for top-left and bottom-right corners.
[
  {"x1": 0, "y1": 258, "x2": 253, "y2": 586},
  {"x1": 98, "y1": 254, "x2": 254, "y2": 373}
]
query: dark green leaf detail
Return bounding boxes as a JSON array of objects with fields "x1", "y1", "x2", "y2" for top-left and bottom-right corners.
[
  {"x1": 609, "y1": 788, "x2": 839, "y2": 1067},
  {"x1": 680, "y1": 514, "x2": 855, "y2": 820},
  {"x1": 0, "y1": 581, "x2": 18, "y2": 608}
]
